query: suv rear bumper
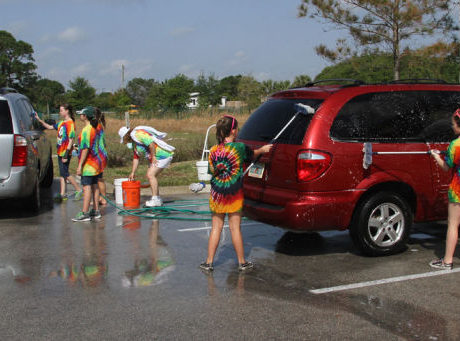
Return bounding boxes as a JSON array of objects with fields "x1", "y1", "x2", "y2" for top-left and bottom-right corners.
[{"x1": 244, "y1": 190, "x2": 364, "y2": 231}]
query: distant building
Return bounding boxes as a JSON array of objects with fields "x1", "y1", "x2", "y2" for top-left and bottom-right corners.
[
  {"x1": 187, "y1": 92, "x2": 200, "y2": 109},
  {"x1": 187, "y1": 92, "x2": 228, "y2": 109}
]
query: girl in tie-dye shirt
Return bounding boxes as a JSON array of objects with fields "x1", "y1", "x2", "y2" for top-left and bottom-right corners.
[
  {"x1": 73, "y1": 107, "x2": 103, "y2": 222},
  {"x1": 95, "y1": 109, "x2": 108, "y2": 206},
  {"x1": 118, "y1": 125, "x2": 175, "y2": 208},
  {"x1": 35, "y1": 103, "x2": 82, "y2": 201},
  {"x1": 200, "y1": 115, "x2": 272, "y2": 272},
  {"x1": 430, "y1": 109, "x2": 460, "y2": 270}
]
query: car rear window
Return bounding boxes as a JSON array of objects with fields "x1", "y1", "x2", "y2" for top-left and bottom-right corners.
[
  {"x1": 330, "y1": 91, "x2": 460, "y2": 142},
  {"x1": 238, "y1": 99, "x2": 323, "y2": 144},
  {"x1": 0, "y1": 100, "x2": 13, "y2": 134}
]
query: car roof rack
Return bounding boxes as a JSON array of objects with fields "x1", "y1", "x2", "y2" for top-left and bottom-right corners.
[
  {"x1": 387, "y1": 79, "x2": 448, "y2": 84},
  {"x1": 0, "y1": 87, "x2": 18, "y2": 95},
  {"x1": 304, "y1": 79, "x2": 365, "y2": 87}
]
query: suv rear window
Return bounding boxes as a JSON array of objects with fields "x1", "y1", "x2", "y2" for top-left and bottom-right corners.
[
  {"x1": 330, "y1": 91, "x2": 459, "y2": 142},
  {"x1": 0, "y1": 100, "x2": 13, "y2": 134},
  {"x1": 238, "y1": 99, "x2": 323, "y2": 144}
]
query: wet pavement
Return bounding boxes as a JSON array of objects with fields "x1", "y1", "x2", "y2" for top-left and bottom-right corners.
[{"x1": 0, "y1": 182, "x2": 459, "y2": 340}]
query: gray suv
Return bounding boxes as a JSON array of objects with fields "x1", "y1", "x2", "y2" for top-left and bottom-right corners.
[{"x1": 0, "y1": 88, "x2": 53, "y2": 210}]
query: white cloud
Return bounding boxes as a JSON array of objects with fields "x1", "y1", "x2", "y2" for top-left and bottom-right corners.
[
  {"x1": 58, "y1": 27, "x2": 86, "y2": 43},
  {"x1": 99, "y1": 59, "x2": 155, "y2": 79},
  {"x1": 170, "y1": 26, "x2": 196, "y2": 37},
  {"x1": 255, "y1": 72, "x2": 270, "y2": 81},
  {"x1": 229, "y1": 50, "x2": 248, "y2": 66},
  {"x1": 235, "y1": 50, "x2": 246, "y2": 58},
  {"x1": 71, "y1": 63, "x2": 92, "y2": 76},
  {"x1": 178, "y1": 64, "x2": 199, "y2": 78},
  {"x1": 40, "y1": 46, "x2": 63, "y2": 59}
]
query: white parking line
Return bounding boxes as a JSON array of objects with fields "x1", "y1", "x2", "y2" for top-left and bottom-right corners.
[
  {"x1": 178, "y1": 222, "x2": 263, "y2": 232},
  {"x1": 310, "y1": 268, "x2": 460, "y2": 295}
]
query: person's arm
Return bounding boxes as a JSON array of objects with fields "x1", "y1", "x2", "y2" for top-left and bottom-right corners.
[
  {"x1": 76, "y1": 149, "x2": 88, "y2": 176},
  {"x1": 34, "y1": 113, "x2": 55, "y2": 130},
  {"x1": 62, "y1": 137, "x2": 74, "y2": 163},
  {"x1": 129, "y1": 158, "x2": 139, "y2": 180},
  {"x1": 430, "y1": 150, "x2": 450, "y2": 172},
  {"x1": 253, "y1": 144, "x2": 273, "y2": 158},
  {"x1": 148, "y1": 143, "x2": 157, "y2": 166}
]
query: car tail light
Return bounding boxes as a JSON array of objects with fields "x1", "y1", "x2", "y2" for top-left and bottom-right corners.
[
  {"x1": 297, "y1": 150, "x2": 332, "y2": 182},
  {"x1": 11, "y1": 134, "x2": 27, "y2": 167}
]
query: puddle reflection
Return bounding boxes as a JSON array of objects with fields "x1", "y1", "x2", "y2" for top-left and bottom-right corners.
[
  {"x1": 50, "y1": 221, "x2": 108, "y2": 288},
  {"x1": 122, "y1": 219, "x2": 175, "y2": 288}
]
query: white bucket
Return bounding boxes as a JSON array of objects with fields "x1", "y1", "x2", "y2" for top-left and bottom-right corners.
[
  {"x1": 114, "y1": 178, "x2": 129, "y2": 205},
  {"x1": 196, "y1": 161, "x2": 211, "y2": 181}
]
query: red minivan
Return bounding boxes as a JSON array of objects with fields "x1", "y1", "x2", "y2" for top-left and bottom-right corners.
[{"x1": 239, "y1": 79, "x2": 459, "y2": 256}]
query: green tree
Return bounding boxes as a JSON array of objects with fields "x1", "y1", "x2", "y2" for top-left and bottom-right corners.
[
  {"x1": 195, "y1": 73, "x2": 221, "y2": 108},
  {"x1": 298, "y1": 0, "x2": 456, "y2": 80},
  {"x1": 161, "y1": 74, "x2": 194, "y2": 114},
  {"x1": 291, "y1": 74, "x2": 312, "y2": 87},
  {"x1": 218, "y1": 75, "x2": 242, "y2": 100},
  {"x1": 238, "y1": 76, "x2": 262, "y2": 109},
  {"x1": 30, "y1": 78, "x2": 65, "y2": 114},
  {"x1": 144, "y1": 83, "x2": 163, "y2": 112},
  {"x1": 125, "y1": 78, "x2": 157, "y2": 107},
  {"x1": 95, "y1": 92, "x2": 115, "y2": 111},
  {"x1": 113, "y1": 89, "x2": 131, "y2": 109},
  {"x1": 0, "y1": 30, "x2": 37, "y2": 91},
  {"x1": 261, "y1": 79, "x2": 291, "y2": 97},
  {"x1": 315, "y1": 50, "x2": 460, "y2": 83},
  {"x1": 66, "y1": 77, "x2": 96, "y2": 109}
]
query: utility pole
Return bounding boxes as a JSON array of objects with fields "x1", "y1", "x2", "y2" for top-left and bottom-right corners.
[{"x1": 121, "y1": 64, "x2": 125, "y2": 89}]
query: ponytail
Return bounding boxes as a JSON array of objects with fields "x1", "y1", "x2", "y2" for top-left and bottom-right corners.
[{"x1": 95, "y1": 107, "x2": 106, "y2": 128}]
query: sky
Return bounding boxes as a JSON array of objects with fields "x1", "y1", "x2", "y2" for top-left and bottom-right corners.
[
  {"x1": 0, "y1": 0, "x2": 340, "y2": 92},
  {"x1": 1, "y1": 0, "x2": 454, "y2": 92}
]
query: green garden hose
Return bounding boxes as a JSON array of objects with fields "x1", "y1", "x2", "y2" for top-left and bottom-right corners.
[{"x1": 102, "y1": 195, "x2": 214, "y2": 221}]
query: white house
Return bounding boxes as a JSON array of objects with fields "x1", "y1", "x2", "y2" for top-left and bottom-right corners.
[
  {"x1": 187, "y1": 92, "x2": 200, "y2": 109},
  {"x1": 187, "y1": 92, "x2": 227, "y2": 109}
]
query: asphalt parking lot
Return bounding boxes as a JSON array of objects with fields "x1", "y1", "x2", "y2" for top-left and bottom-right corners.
[{"x1": 0, "y1": 182, "x2": 459, "y2": 340}]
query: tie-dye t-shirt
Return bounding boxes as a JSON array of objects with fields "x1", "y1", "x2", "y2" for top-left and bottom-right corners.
[
  {"x1": 445, "y1": 137, "x2": 460, "y2": 203},
  {"x1": 208, "y1": 142, "x2": 254, "y2": 213},
  {"x1": 54, "y1": 120, "x2": 75, "y2": 157},
  {"x1": 132, "y1": 129, "x2": 174, "y2": 162},
  {"x1": 96, "y1": 123, "x2": 107, "y2": 171},
  {"x1": 78, "y1": 124, "x2": 102, "y2": 176}
]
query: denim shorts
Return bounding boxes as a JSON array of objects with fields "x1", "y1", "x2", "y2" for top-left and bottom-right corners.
[
  {"x1": 57, "y1": 156, "x2": 71, "y2": 179},
  {"x1": 81, "y1": 175, "x2": 98, "y2": 186}
]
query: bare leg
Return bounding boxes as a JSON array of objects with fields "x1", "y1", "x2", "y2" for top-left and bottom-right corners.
[
  {"x1": 444, "y1": 203, "x2": 460, "y2": 264},
  {"x1": 82, "y1": 185, "x2": 92, "y2": 212},
  {"x1": 206, "y1": 213, "x2": 225, "y2": 264},
  {"x1": 92, "y1": 184, "x2": 100, "y2": 211},
  {"x1": 147, "y1": 166, "x2": 163, "y2": 197},
  {"x1": 98, "y1": 178, "x2": 107, "y2": 205},
  {"x1": 67, "y1": 175, "x2": 81, "y2": 192},
  {"x1": 228, "y1": 212, "x2": 246, "y2": 264},
  {"x1": 60, "y1": 177, "x2": 66, "y2": 196}
]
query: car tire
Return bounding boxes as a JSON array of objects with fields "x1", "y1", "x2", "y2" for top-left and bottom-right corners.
[
  {"x1": 350, "y1": 192, "x2": 412, "y2": 256},
  {"x1": 25, "y1": 174, "x2": 40, "y2": 212},
  {"x1": 40, "y1": 157, "x2": 54, "y2": 188}
]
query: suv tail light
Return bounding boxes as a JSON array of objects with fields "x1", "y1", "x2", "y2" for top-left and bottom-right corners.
[
  {"x1": 12, "y1": 134, "x2": 27, "y2": 167},
  {"x1": 297, "y1": 150, "x2": 332, "y2": 182}
]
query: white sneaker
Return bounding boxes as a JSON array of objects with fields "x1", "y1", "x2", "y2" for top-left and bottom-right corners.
[{"x1": 145, "y1": 197, "x2": 163, "y2": 207}]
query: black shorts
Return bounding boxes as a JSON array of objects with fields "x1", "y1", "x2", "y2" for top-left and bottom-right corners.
[
  {"x1": 81, "y1": 175, "x2": 98, "y2": 186},
  {"x1": 58, "y1": 156, "x2": 71, "y2": 178}
]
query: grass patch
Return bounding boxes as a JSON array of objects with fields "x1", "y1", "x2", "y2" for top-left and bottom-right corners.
[{"x1": 46, "y1": 113, "x2": 246, "y2": 187}]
